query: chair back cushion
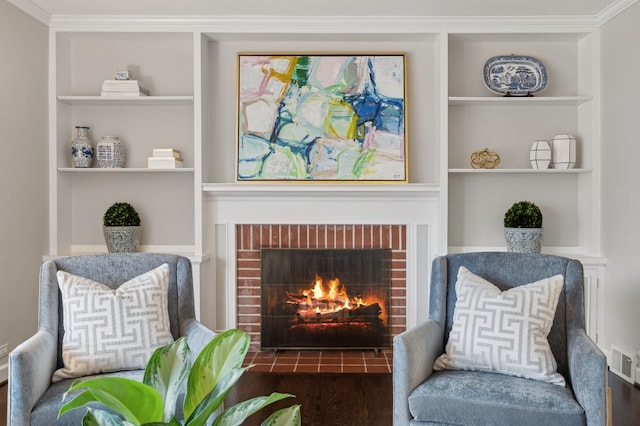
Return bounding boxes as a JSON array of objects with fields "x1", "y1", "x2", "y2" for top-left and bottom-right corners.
[{"x1": 431, "y1": 252, "x2": 585, "y2": 382}]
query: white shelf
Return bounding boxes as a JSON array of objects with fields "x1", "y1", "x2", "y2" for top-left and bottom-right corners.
[
  {"x1": 57, "y1": 95, "x2": 194, "y2": 105},
  {"x1": 448, "y1": 168, "x2": 592, "y2": 174},
  {"x1": 448, "y1": 96, "x2": 592, "y2": 106},
  {"x1": 58, "y1": 167, "x2": 194, "y2": 173}
]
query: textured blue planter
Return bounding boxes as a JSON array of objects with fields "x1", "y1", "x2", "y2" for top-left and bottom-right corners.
[
  {"x1": 504, "y1": 227, "x2": 543, "y2": 253},
  {"x1": 103, "y1": 226, "x2": 141, "y2": 253}
]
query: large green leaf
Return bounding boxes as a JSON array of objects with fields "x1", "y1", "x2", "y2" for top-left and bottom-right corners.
[
  {"x1": 183, "y1": 329, "x2": 250, "y2": 419},
  {"x1": 144, "y1": 336, "x2": 191, "y2": 422},
  {"x1": 184, "y1": 366, "x2": 248, "y2": 426},
  {"x1": 211, "y1": 393, "x2": 295, "y2": 426},
  {"x1": 59, "y1": 377, "x2": 163, "y2": 425},
  {"x1": 260, "y1": 405, "x2": 301, "y2": 426},
  {"x1": 81, "y1": 407, "x2": 126, "y2": 426}
]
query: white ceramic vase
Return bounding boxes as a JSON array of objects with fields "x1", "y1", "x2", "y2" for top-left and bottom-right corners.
[
  {"x1": 97, "y1": 136, "x2": 126, "y2": 168},
  {"x1": 551, "y1": 134, "x2": 576, "y2": 169},
  {"x1": 529, "y1": 140, "x2": 551, "y2": 169}
]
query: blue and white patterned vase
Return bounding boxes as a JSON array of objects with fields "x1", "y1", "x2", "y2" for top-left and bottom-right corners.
[
  {"x1": 97, "y1": 136, "x2": 126, "y2": 168},
  {"x1": 71, "y1": 126, "x2": 94, "y2": 168}
]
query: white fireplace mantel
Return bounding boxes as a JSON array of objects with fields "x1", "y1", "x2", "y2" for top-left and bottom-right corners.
[{"x1": 204, "y1": 183, "x2": 441, "y2": 333}]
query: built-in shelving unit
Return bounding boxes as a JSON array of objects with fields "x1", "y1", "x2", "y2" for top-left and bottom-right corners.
[{"x1": 45, "y1": 18, "x2": 604, "y2": 339}]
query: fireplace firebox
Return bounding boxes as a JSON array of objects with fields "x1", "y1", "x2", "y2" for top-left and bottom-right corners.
[{"x1": 261, "y1": 248, "x2": 391, "y2": 351}]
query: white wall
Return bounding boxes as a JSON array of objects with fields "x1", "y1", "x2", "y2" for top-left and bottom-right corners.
[
  {"x1": 0, "y1": 1, "x2": 48, "y2": 379},
  {"x1": 600, "y1": 1, "x2": 640, "y2": 362}
]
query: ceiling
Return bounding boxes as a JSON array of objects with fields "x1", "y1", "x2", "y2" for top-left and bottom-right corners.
[{"x1": 7, "y1": 0, "x2": 628, "y2": 21}]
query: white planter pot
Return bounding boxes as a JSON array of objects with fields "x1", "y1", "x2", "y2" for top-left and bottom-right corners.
[
  {"x1": 103, "y1": 226, "x2": 141, "y2": 253},
  {"x1": 551, "y1": 134, "x2": 576, "y2": 169},
  {"x1": 504, "y1": 227, "x2": 543, "y2": 254}
]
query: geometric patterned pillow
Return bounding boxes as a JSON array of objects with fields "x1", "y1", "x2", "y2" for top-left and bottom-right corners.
[
  {"x1": 433, "y1": 266, "x2": 566, "y2": 386},
  {"x1": 52, "y1": 263, "x2": 174, "y2": 382}
]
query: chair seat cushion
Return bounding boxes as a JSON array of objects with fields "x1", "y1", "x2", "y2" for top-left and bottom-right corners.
[{"x1": 408, "y1": 370, "x2": 585, "y2": 426}]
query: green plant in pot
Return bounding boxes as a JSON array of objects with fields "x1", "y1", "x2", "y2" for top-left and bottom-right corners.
[
  {"x1": 103, "y1": 202, "x2": 142, "y2": 253},
  {"x1": 58, "y1": 329, "x2": 301, "y2": 426},
  {"x1": 503, "y1": 200, "x2": 543, "y2": 253}
]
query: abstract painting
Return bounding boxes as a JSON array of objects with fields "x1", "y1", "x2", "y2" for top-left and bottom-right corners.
[{"x1": 236, "y1": 54, "x2": 407, "y2": 182}]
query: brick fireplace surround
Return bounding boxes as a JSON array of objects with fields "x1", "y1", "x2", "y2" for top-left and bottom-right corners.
[{"x1": 235, "y1": 224, "x2": 407, "y2": 353}]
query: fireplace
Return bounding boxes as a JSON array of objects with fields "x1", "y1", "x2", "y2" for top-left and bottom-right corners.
[
  {"x1": 234, "y1": 224, "x2": 408, "y2": 351},
  {"x1": 261, "y1": 248, "x2": 391, "y2": 351}
]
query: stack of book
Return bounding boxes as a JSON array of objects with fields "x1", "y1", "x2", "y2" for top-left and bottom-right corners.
[
  {"x1": 148, "y1": 149, "x2": 183, "y2": 168},
  {"x1": 101, "y1": 80, "x2": 150, "y2": 97}
]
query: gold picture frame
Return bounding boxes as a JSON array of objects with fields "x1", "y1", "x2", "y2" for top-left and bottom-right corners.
[{"x1": 236, "y1": 53, "x2": 408, "y2": 182}]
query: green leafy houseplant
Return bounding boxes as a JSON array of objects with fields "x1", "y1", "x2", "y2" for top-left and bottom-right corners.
[
  {"x1": 503, "y1": 200, "x2": 543, "y2": 228},
  {"x1": 103, "y1": 202, "x2": 142, "y2": 253},
  {"x1": 58, "y1": 329, "x2": 301, "y2": 426},
  {"x1": 103, "y1": 202, "x2": 141, "y2": 227}
]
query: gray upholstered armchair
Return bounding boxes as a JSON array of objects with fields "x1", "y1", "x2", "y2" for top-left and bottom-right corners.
[
  {"x1": 8, "y1": 253, "x2": 216, "y2": 426},
  {"x1": 393, "y1": 252, "x2": 607, "y2": 425}
]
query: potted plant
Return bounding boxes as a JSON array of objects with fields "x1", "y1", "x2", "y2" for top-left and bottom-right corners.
[
  {"x1": 59, "y1": 329, "x2": 301, "y2": 426},
  {"x1": 503, "y1": 200, "x2": 543, "y2": 253},
  {"x1": 103, "y1": 201, "x2": 142, "y2": 253}
]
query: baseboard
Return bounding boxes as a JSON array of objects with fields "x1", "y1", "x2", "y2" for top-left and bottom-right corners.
[{"x1": 0, "y1": 360, "x2": 7, "y2": 383}]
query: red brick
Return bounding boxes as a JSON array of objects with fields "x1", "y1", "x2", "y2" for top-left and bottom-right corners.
[
  {"x1": 299, "y1": 225, "x2": 309, "y2": 248},
  {"x1": 354, "y1": 225, "x2": 363, "y2": 248},
  {"x1": 251, "y1": 225, "x2": 261, "y2": 250},
  {"x1": 381, "y1": 225, "x2": 390, "y2": 248},
  {"x1": 334, "y1": 225, "x2": 343, "y2": 248},
  {"x1": 261, "y1": 225, "x2": 271, "y2": 246},
  {"x1": 289, "y1": 224, "x2": 299, "y2": 248},
  {"x1": 309, "y1": 225, "x2": 317, "y2": 247},
  {"x1": 363, "y1": 225, "x2": 372, "y2": 247},
  {"x1": 344, "y1": 225, "x2": 354, "y2": 248}
]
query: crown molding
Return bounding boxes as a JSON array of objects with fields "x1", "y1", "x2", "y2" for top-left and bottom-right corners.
[
  {"x1": 597, "y1": 0, "x2": 638, "y2": 24},
  {"x1": 46, "y1": 14, "x2": 601, "y2": 33},
  {"x1": 7, "y1": 0, "x2": 51, "y2": 25},
  {"x1": 9, "y1": 0, "x2": 637, "y2": 31}
]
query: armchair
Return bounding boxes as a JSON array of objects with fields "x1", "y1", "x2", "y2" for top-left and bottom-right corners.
[
  {"x1": 8, "y1": 253, "x2": 216, "y2": 426},
  {"x1": 393, "y1": 252, "x2": 607, "y2": 425}
]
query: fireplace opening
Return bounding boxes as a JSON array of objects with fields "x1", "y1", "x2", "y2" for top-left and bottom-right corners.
[{"x1": 261, "y1": 248, "x2": 391, "y2": 351}]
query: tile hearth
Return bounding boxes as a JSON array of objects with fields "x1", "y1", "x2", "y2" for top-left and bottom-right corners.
[{"x1": 243, "y1": 350, "x2": 393, "y2": 374}]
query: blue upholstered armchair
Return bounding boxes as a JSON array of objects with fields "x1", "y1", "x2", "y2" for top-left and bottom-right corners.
[
  {"x1": 393, "y1": 252, "x2": 607, "y2": 425},
  {"x1": 8, "y1": 253, "x2": 216, "y2": 426}
]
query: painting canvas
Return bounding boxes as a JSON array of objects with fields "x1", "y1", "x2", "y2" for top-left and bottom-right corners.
[{"x1": 237, "y1": 54, "x2": 407, "y2": 182}]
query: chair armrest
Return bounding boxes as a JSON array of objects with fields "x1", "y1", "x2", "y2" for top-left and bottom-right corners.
[
  {"x1": 181, "y1": 318, "x2": 217, "y2": 361},
  {"x1": 8, "y1": 329, "x2": 57, "y2": 426},
  {"x1": 393, "y1": 319, "x2": 444, "y2": 426},
  {"x1": 568, "y1": 329, "x2": 607, "y2": 426}
]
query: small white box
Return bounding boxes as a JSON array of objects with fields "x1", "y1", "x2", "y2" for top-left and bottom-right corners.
[
  {"x1": 152, "y1": 148, "x2": 182, "y2": 159},
  {"x1": 148, "y1": 157, "x2": 184, "y2": 169}
]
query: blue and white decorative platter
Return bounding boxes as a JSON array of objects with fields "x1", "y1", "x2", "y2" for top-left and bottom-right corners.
[{"x1": 483, "y1": 54, "x2": 548, "y2": 96}]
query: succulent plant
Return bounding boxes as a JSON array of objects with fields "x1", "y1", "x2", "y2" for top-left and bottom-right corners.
[
  {"x1": 503, "y1": 201, "x2": 543, "y2": 228},
  {"x1": 103, "y1": 202, "x2": 141, "y2": 227}
]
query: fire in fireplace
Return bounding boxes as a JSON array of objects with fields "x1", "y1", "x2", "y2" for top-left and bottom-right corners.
[{"x1": 261, "y1": 248, "x2": 391, "y2": 350}]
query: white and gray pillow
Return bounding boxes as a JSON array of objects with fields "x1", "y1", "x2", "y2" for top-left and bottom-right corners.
[
  {"x1": 433, "y1": 266, "x2": 565, "y2": 386},
  {"x1": 53, "y1": 263, "x2": 174, "y2": 382}
]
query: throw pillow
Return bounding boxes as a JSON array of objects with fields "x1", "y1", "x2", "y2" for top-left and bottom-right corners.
[
  {"x1": 53, "y1": 263, "x2": 174, "y2": 382},
  {"x1": 433, "y1": 266, "x2": 566, "y2": 386}
]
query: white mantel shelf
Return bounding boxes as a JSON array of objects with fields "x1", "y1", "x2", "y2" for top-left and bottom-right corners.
[{"x1": 202, "y1": 183, "x2": 440, "y2": 197}]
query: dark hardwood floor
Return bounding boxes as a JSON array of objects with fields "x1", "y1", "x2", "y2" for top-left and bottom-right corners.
[{"x1": 1, "y1": 370, "x2": 639, "y2": 425}]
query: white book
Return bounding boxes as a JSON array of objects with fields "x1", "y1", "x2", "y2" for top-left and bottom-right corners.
[
  {"x1": 148, "y1": 157, "x2": 184, "y2": 169},
  {"x1": 101, "y1": 91, "x2": 147, "y2": 97},
  {"x1": 152, "y1": 148, "x2": 182, "y2": 159}
]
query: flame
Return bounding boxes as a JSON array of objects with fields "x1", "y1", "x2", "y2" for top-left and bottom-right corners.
[{"x1": 287, "y1": 275, "x2": 386, "y2": 322}]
